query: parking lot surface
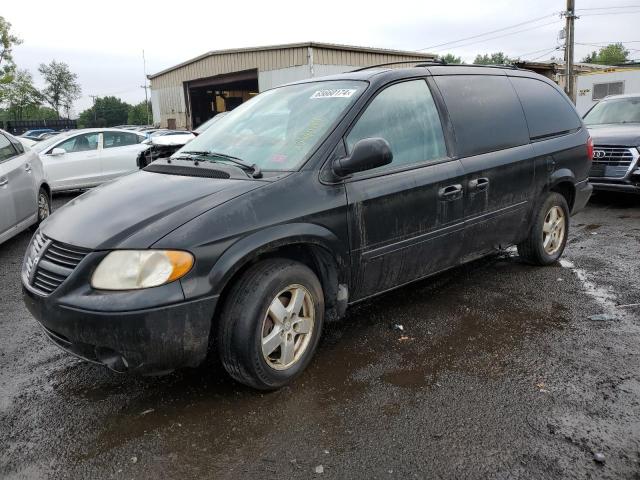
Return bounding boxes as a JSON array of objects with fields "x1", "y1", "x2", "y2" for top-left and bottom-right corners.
[{"x1": 1, "y1": 192, "x2": 639, "y2": 479}]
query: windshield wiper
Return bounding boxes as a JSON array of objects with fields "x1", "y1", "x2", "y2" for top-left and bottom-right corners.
[{"x1": 176, "y1": 150, "x2": 262, "y2": 178}]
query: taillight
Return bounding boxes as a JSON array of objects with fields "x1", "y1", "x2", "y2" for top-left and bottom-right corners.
[{"x1": 587, "y1": 136, "x2": 594, "y2": 161}]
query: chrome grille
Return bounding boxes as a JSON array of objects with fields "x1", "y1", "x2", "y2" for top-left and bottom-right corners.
[
  {"x1": 590, "y1": 146, "x2": 636, "y2": 179},
  {"x1": 28, "y1": 234, "x2": 91, "y2": 295}
]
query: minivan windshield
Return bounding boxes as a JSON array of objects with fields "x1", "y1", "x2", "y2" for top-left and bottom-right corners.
[
  {"x1": 179, "y1": 80, "x2": 367, "y2": 170},
  {"x1": 583, "y1": 97, "x2": 640, "y2": 125}
]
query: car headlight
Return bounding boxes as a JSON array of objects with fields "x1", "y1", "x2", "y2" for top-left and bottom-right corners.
[{"x1": 91, "y1": 250, "x2": 194, "y2": 290}]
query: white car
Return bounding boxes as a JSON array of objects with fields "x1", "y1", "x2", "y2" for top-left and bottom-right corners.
[
  {"x1": 0, "y1": 129, "x2": 51, "y2": 245},
  {"x1": 31, "y1": 128, "x2": 148, "y2": 192},
  {"x1": 17, "y1": 137, "x2": 37, "y2": 149}
]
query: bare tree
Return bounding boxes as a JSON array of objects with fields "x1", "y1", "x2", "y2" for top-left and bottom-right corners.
[{"x1": 38, "y1": 60, "x2": 81, "y2": 119}]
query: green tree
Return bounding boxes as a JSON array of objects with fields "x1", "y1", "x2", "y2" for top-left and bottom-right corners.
[
  {"x1": 78, "y1": 96, "x2": 131, "y2": 128},
  {"x1": 473, "y1": 52, "x2": 513, "y2": 65},
  {"x1": 440, "y1": 53, "x2": 462, "y2": 64},
  {"x1": 3, "y1": 69, "x2": 43, "y2": 120},
  {"x1": 581, "y1": 43, "x2": 629, "y2": 65},
  {"x1": 38, "y1": 60, "x2": 81, "y2": 118},
  {"x1": 127, "y1": 100, "x2": 151, "y2": 125},
  {"x1": 0, "y1": 16, "x2": 22, "y2": 103}
]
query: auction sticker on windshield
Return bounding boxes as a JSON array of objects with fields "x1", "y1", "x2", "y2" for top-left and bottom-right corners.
[{"x1": 310, "y1": 89, "x2": 357, "y2": 99}]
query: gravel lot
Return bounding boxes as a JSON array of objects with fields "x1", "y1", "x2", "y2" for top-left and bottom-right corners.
[{"x1": 1, "y1": 191, "x2": 639, "y2": 479}]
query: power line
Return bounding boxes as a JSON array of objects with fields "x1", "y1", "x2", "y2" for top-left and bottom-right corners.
[
  {"x1": 416, "y1": 12, "x2": 559, "y2": 51},
  {"x1": 575, "y1": 40, "x2": 640, "y2": 45},
  {"x1": 430, "y1": 20, "x2": 562, "y2": 52},
  {"x1": 576, "y1": 4, "x2": 640, "y2": 10},
  {"x1": 528, "y1": 47, "x2": 563, "y2": 61},
  {"x1": 580, "y1": 9, "x2": 640, "y2": 16},
  {"x1": 513, "y1": 45, "x2": 561, "y2": 57}
]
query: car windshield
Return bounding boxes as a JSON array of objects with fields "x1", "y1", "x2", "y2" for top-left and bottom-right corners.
[
  {"x1": 193, "y1": 113, "x2": 227, "y2": 134},
  {"x1": 583, "y1": 97, "x2": 640, "y2": 125},
  {"x1": 31, "y1": 131, "x2": 73, "y2": 153},
  {"x1": 180, "y1": 80, "x2": 367, "y2": 170}
]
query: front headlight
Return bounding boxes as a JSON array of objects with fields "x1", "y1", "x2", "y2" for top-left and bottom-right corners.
[{"x1": 91, "y1": 250, "x2": 194, "y2": 290}]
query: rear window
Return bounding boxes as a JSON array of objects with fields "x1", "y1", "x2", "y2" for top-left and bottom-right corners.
[
  {"x1": 510, "y1": 77, "x2": 581, "y2": 139},
  {"x1": 433, "y1": 75, "x2": 529, "y2": 157}
]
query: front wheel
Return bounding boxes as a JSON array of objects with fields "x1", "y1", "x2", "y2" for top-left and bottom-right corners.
[
  {"x1": 217, "y1": 259, "x2": 324, "y2": 390},
  {"x1": 517, "y1": 192, "x2": 569, "y2": 265},
  {"x1": 31, "y1": 188, "x2": 51, "y2": 231}
]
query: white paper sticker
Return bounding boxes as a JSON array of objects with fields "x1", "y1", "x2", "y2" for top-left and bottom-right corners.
[{"x1": 310, "y1": 88, "x2": 357, "y2": 99}]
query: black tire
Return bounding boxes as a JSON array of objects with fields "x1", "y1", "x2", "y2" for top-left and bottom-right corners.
[
  {"x1": 31, "y1": 187, "x2": 51, "y2": 231},
  {"x1": 217, "y1": 259, "x2": 324, "y2": 390},
  {"x1": 517, "y1": 192, "x2": 569, "y2": 265}
]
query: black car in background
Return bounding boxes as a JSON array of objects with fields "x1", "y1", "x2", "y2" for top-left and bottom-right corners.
[
  {"x1": 583, "y1": 94, "x2": 640, "y2": 193},
  {"x1": 22, "y1": 65, "x2": 592, "y2": 390}
]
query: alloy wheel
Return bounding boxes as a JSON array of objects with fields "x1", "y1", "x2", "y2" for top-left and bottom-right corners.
[
  {"x1": 261, "y1": 284, "x2": 315, "y2": 370},
  {"x1": 542, "y1": 205, "x2": 565, "y2": 255},
  {"x1": 38, "y1": 193, "x2": 50, "y2": 221}
]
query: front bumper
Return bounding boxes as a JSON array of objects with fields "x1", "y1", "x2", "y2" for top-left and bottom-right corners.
[{"x1": 23, "y1": 282, "x2": 218, "y2": 374}]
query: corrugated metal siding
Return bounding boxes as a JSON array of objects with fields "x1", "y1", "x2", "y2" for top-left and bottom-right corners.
[
  {"x1": 314, "y1": 47, "x2": 429, "y2": 67},
  {"x1": 151, "y1": 47, "x2": 308, "y2": 89}
]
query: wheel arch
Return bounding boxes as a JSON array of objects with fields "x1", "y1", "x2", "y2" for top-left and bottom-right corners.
[
  {"x1": 548, "y1": 169, "x2": 576, "y2": 211},
  {"x1": 210, "y1": 223, "x2": 350, "y2": 323}
]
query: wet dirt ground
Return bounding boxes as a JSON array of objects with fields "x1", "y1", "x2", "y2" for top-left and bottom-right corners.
[{"x1": 1, "y1": 192, "x2": 639, "y2": 479}]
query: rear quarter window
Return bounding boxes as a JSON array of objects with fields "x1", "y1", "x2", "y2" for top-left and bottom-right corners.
[
  {"x1": 433, "y1": 75, "x2": 529, "y2": 157},
  {"x1": 510, "y1": 77, "x2": 582, "y2": 140}
]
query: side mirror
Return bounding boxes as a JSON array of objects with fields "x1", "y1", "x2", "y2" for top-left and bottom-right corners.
[
  {"x1": 332, "y1": 138, "x2": 393, "y2": 177},
  {"x1": 50, "y1": 147, "x2": 66, "y2": 156}
]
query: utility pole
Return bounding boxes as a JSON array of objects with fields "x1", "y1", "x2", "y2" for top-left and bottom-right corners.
[
  {"x1": 89, "y1": 95, "x2": 98, "y2": 125},
  {"x1": 141, "y1": 49, "x2": 150, "y2": 125},
  {"x1": 563, "y1": 0, "x2": 577, "y2": 102}
]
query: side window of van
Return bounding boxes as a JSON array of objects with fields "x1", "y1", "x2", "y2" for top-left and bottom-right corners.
[
  {"x1": 346, "y1": 79, "x2": 446, "y2": 173},
  {"x1": 433, "y1": 75, "x2": 529, "y2": 157},
  {"x1": 510, "y1": 77, "x2": 582, "y2": 140}
]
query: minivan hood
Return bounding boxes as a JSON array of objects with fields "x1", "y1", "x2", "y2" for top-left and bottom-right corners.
[
  {"x1": 42, "y1": 170, "x2": 265, "y2": 249},
  {"x1": 587, "y1": 123, "x2": 640, "y2": 147}
]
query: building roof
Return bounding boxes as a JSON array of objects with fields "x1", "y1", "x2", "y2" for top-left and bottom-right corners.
[
  {"x1": 148, "y1": 41, "x2": 436, "y2": 79},
  {"x1": 513, "y1": 60, "x2": 613, "y2": 73}
]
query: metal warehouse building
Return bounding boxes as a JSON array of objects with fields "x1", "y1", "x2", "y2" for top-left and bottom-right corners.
[{"x1": 148, "y1": 42, "x2": 436, "y2": 130}]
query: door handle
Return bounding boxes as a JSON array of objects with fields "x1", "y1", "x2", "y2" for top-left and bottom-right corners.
[
  {"x1": 469, "y1": 177, "x2": 489, "y2": 192},
  {"x1": 0, "y1": 177, "x2": 8, "y2": 187},
  {"x1": 25, "y1": 163, "x2": 32, "y2": 172},
  {"x1": 438, "y1": 184, "x2": 463, "y2": 201}
]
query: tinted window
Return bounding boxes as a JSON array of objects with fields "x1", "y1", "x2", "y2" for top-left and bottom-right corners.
[
  {"x1": 0, "y1": 134, "x2": 17, "y2": 162},
  {"x1": 57, "y1": 133, "x2": 99, "y2": 153},
  {"x1": 433, "y1": 75, "x2": 529, "y2": 157},
  {"x1": 103, "y1": 131, "x2": 141, "y2": 149},
  {"x1": 510, "y1": 77, "x2": 581, "y2": 139},
  {"x1": 346, "y1": 80, "x2": 446, "y2": 172}
]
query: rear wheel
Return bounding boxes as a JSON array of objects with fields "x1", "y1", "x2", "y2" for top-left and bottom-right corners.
[
  {"x1": 217, "y1": 259, "x2": 324, "y2": 390},
  {"x1": 517, "y1": 192, "x2": 569, "y2": 265}
]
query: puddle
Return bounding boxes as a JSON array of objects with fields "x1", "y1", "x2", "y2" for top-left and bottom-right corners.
[{"x1": 584, "y1": 224, "x2": 601, "y2": 231}]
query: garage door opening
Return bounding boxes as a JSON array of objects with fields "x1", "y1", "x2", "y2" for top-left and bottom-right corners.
[{"x1": 186, "y1": 69, "x2": 259, "y2": 130}]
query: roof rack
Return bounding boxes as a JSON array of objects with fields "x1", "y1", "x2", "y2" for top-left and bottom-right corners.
[
  {"x1": 350, "y1": 60, "x2": 523, "y2": 73},
  {"x1": 350, "y1": 59, "x2": 447, "y2": 72}
]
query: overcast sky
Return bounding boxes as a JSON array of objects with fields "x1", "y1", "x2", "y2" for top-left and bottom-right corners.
[{"x1": 4, "y1": 0, "x2": 640, "y2": 115}]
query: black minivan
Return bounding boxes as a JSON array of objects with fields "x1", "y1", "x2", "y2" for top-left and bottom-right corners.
[{"x1": 22, "y1": 64, "x2": 593, "y2": 389}]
